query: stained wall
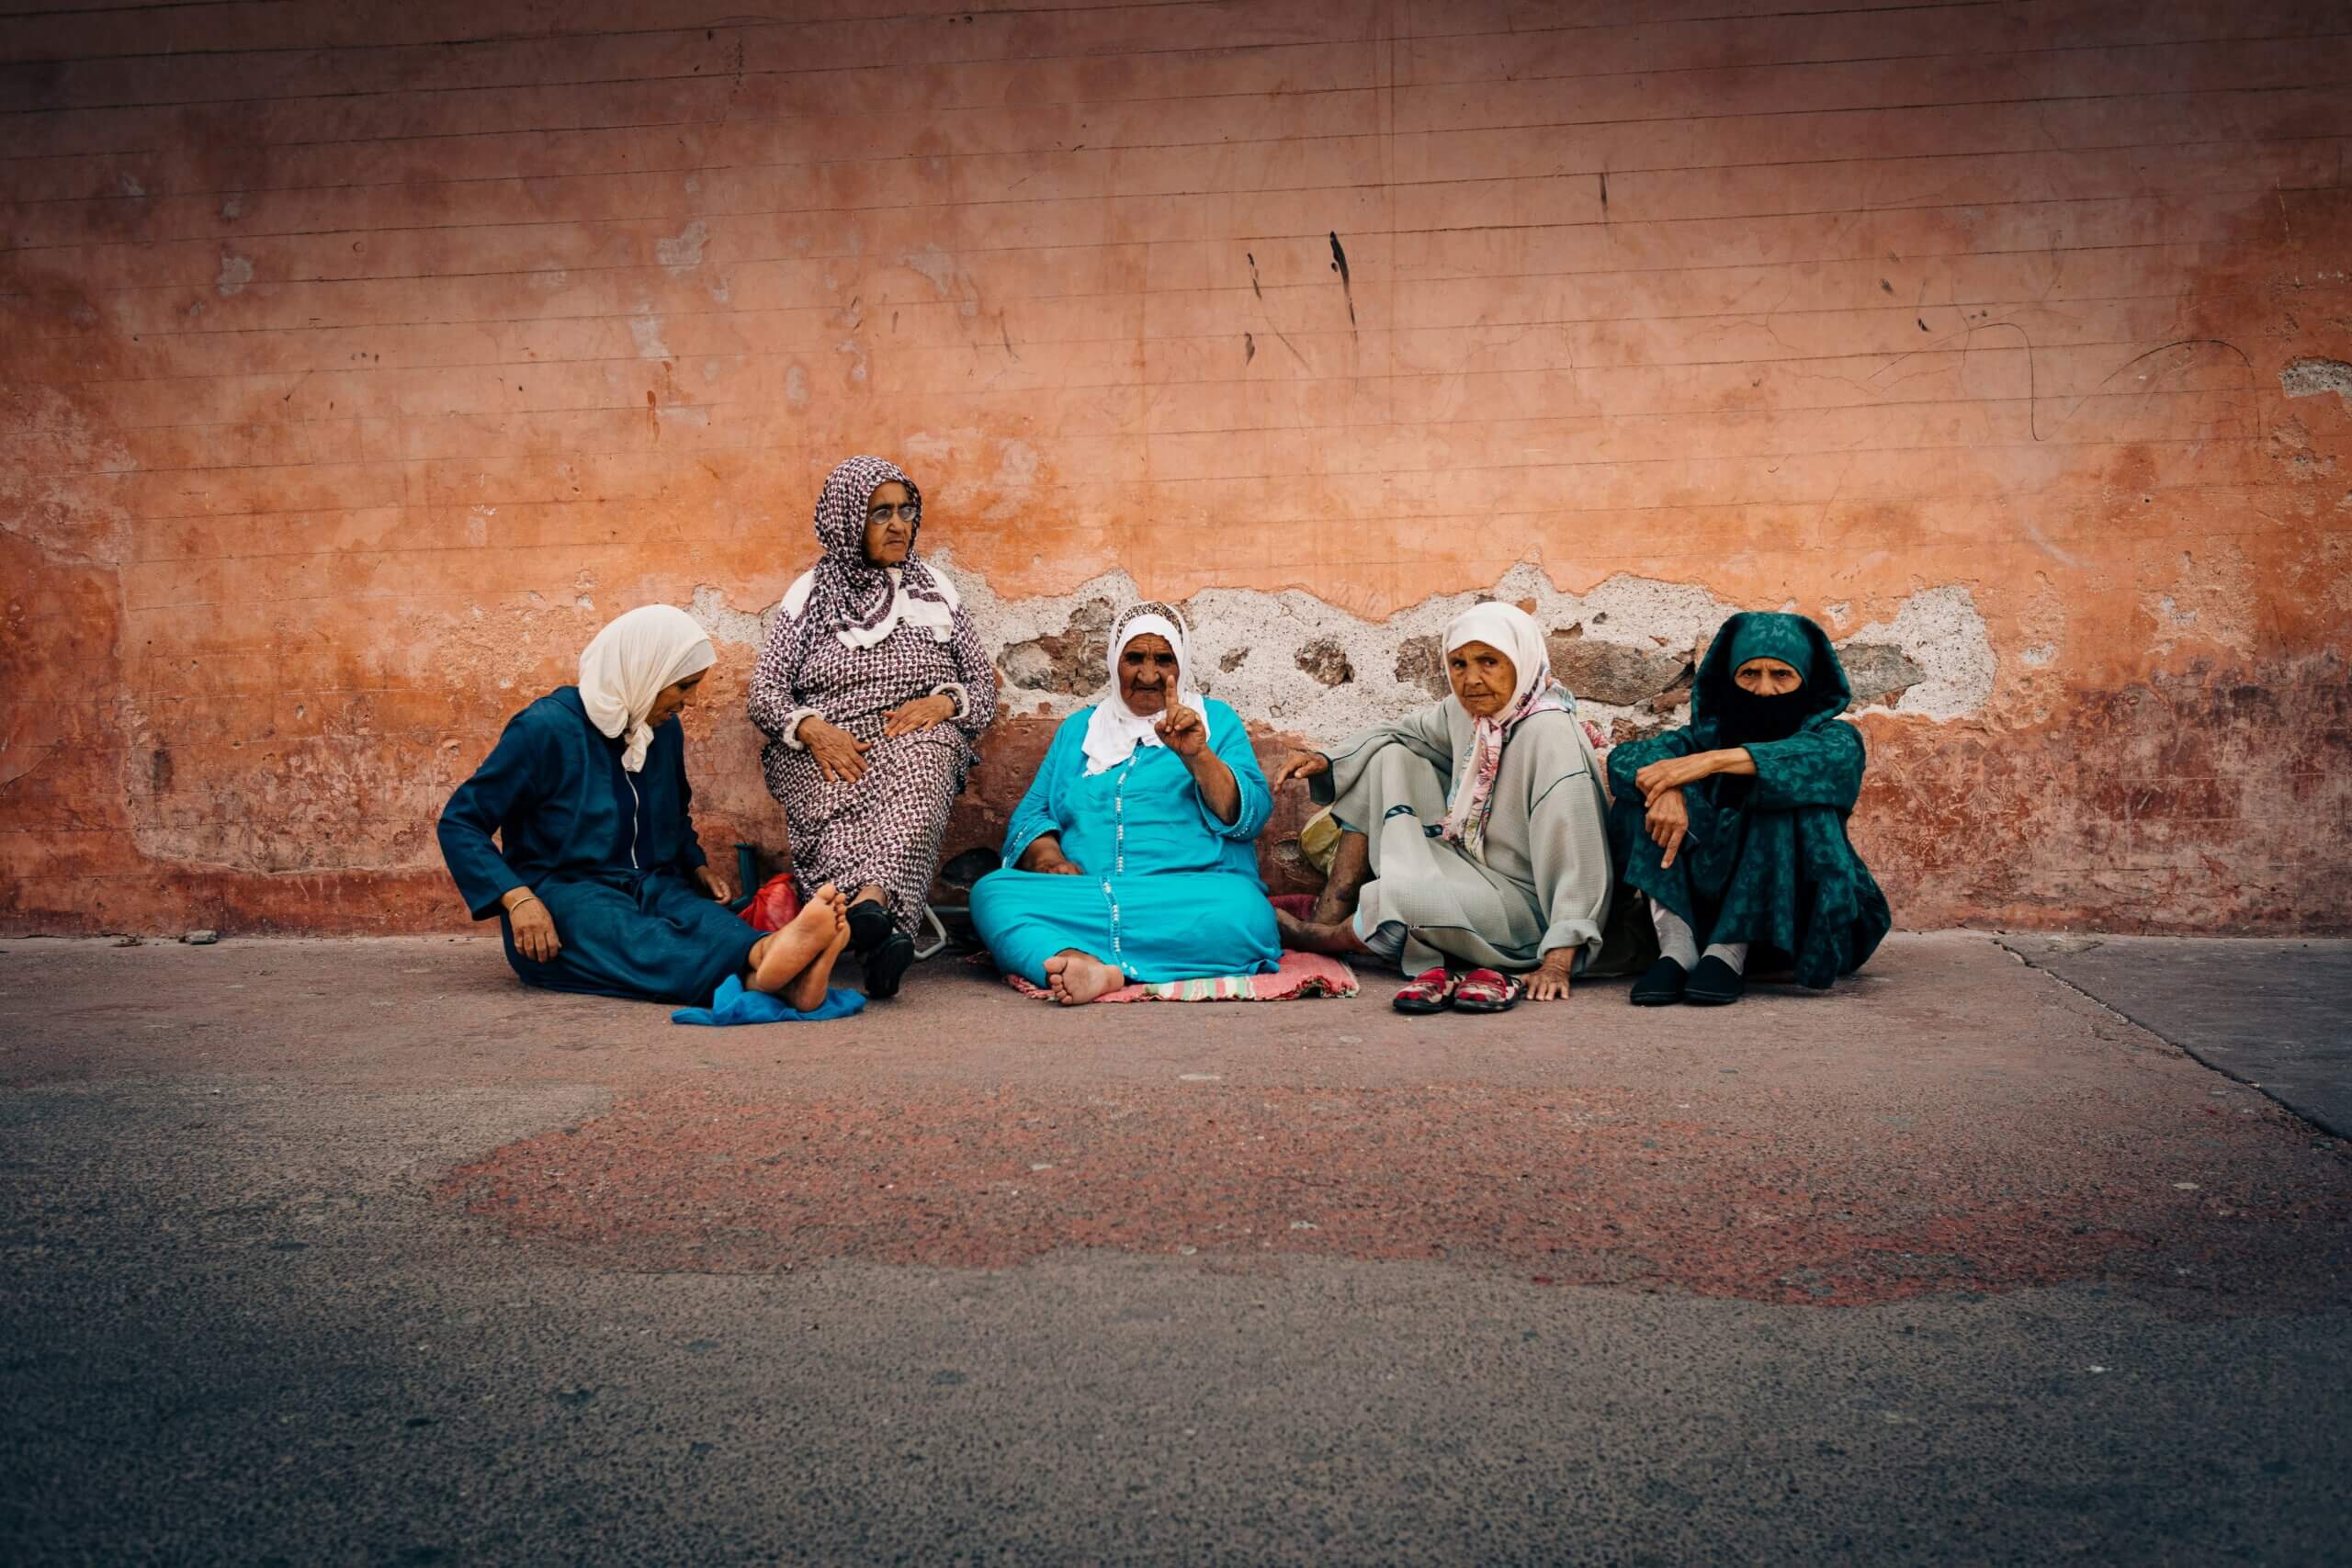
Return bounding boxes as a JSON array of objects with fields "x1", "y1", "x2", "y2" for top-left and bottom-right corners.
[{"x1": 3, "y1": 0, "x2": 2348, "y2": 934}]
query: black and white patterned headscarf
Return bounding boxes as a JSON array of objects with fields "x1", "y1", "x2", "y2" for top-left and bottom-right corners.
[{"x1": 804, "y1": 454, "x2": 956, "y2": 649}]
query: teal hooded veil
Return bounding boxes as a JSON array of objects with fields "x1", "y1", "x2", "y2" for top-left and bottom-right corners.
[{"x1": 1605, "y1": 612, "x2": 1890, "y2": 988}]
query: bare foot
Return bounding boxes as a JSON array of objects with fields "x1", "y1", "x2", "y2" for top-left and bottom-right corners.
[
  {"x1": 783, "y1": 906, "x2": 852, "y2": 1012},
  {"x1": 749, "y1": 883, "x2": 842, "y2": 994},
  {"x1": 1043, "y1": 951, "x2": 1125, "y2": 1006},
  {"x1": 1276, "y1": 906, "x2": 1372, "y2": 955}
]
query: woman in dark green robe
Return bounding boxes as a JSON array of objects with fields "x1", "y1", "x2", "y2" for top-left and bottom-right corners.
[
  {"x1": 438, "y1": 605, "x2": 853, "y2": 1010},
  {"x1": 1605, "y1": 612, "x2": 1890, "y2": 1005}
]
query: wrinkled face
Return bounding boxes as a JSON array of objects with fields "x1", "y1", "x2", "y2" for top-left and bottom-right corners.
[
  {"x1": 862, "y1": 479, "x2": 915, "y2": 565},
  {"x1": 1118, "y1": 633, "x2": 1180, "y2": 716},
  {"x1": 1448, "y1": 639, "x2": 1519, "y2": 719},
  {"x1": 647, "y1": 671, "x2": 706, "y2": 728},
  {"x1": 1734, "y1": 657, "x2": 1802, "y2": 697}
]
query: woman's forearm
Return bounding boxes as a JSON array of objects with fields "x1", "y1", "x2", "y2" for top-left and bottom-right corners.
[
  {"x1": 1709, "y1": 747, "x2": 1757, "y2": 776},
  {"x1": 1185, "y1": 752, "x2": 1241, "y2": 824}
]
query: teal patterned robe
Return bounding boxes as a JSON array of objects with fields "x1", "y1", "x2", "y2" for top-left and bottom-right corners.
[{"x1": 1605, "y1": 614, "x2": 1891, "y2": 988}]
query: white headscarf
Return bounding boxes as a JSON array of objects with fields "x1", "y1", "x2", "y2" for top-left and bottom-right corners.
[
  {"x1": 576, "y1": 605, "x2": 716, "y2": 773},
  {"x1": 1438, "y1": 602, "x2": 1573, "y2": 861},
  {"x1": 1081, "y1": 600, "x2": 1203, "y2": 775}
]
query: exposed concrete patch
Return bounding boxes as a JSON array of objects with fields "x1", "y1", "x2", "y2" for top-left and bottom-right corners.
[
  {"x1": 917, "y1": 556, "x2": 1996, "y2": 736},
  {"x1": 2279, "y1": 357, "x2": 2352, "y2": 408},
  {"x1": 689, "y1": 584, "x2": 771, "y2": 649},
  {"x1": 214, "y1": 252, "x2": 253, "y2": 297},
  {"x1": 655, "y1": 220, "x2": 708, "y2": 276},
  {"x1": 1845, "y1": 586, "x2": 1995, "y2": 719}
]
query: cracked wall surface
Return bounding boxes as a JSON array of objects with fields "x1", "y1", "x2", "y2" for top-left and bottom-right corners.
[{"x1": 3, "y1": 0, "x2": 2350, "y2": 937}]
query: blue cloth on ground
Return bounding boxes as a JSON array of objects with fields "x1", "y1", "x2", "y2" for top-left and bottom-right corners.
[{"x1": 671, "y1": 974, "x2": 867, "y2": 1026}]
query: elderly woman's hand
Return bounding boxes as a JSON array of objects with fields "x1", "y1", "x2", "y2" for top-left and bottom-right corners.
[
  {"x1": 1153, "y1": 702, "x2": 1210, "y2": 760},
  {"x1": 1645, "y1": 785, "x2": 1690, "y2": 870},
  {"x1": 800, "y1": 717, "x2": 871, "y2": 784},
  {"x1": 1527, "y1": 951, "x2": 1576, "y2": 1001},
  {"x1": 1017, "y1": 835, "x2": 1085, "y2": 876},
  {"x1": 503, "y1": 889, "x2": 562, "y2": 964},
  {"x1": 1268, "y1": 751, "x2": 1329, "y2": 789},
  {"x1": 882, "y1": 693, "x2": 957, "y2": 738}
]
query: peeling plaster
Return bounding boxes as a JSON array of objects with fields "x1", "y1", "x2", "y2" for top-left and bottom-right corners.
[
  {"x1": 908, "y1": 555, "x2": 1996, "y2": 736},
  {"x1": 689, "y1": 584, "x2": 771, "y2": 648},
  {"x1": 2279, "y1": 357, "x2": 2352, "y2": 408},
  {"x1": 214, "y1": 253, "x2": 253, "y2": 297}
]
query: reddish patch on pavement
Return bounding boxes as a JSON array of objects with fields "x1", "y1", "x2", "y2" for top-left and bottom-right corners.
[{"x1": 439, "y1": 1084, "x2": 2352, "y2": 1307}]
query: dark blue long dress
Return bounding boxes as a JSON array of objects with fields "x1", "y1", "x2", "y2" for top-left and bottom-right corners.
[{"x1": 437, "y1": 686, "x2": 760, "y2": 1003}]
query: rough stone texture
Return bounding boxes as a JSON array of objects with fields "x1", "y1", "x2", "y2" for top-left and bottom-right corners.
[
  {"x1": 2280, "y1": 356, "x2": 2352, "y2": 407},
  {"x1": 1546, "y1": 636, "x2": 1687, "y2": 706},
  {"x1": 1294, "y1": 637, "x2": 1354, "y2": 686},
  {"x1": 1838, "y1": 643, "x2": 1928, "y2": 707},
  {"x1": 1, "y1": 4, "x2": 2348, "y2": 938},
  {"x1": 1393, "y1": 637, "x2": 1450, "y2": 699},
  {"x1": 1001, "y1": 597, "x2": 1114, "y2": 694}
]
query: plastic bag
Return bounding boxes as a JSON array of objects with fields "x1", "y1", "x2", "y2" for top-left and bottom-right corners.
[{"x1": 739, "y1": 873, "x2": 803, "y2": 931}]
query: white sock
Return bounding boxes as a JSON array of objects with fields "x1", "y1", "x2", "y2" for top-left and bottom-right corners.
[
  {"x1": 1702, "y1": 942, "x2": 1748, "y2": 974},
  {"x1": 1649, "y1": 902, "x2": 1699, "y2": 969}
]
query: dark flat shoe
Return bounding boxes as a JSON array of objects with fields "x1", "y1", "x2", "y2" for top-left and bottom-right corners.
[
  {"x1": 864, "y1": 931, "x2": 916, "y2": 998},
  {"x1": 1685, "y1": 953, "x2": 1744, "y2": 1006},
  {"x1": 1629, "y1": 956, "x2": 1687, "y2": 1007},
  {"x1": 845, "y1": 898, "x2": 893, "y2": 958}
]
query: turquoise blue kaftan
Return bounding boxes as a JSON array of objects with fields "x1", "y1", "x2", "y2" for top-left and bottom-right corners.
[{"x1": 970, "y1": 699, "x2": 1281, "y2": 986}]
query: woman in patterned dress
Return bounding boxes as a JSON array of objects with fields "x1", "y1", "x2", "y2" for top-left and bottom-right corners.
[{"x1": 748, "y1": 455, "x2": 998, "y2": 997}]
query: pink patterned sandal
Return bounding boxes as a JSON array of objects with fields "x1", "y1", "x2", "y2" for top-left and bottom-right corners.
[
  {"x1": 1451, "y1": 968, "x2": 1525, "y2": 1013},
  {"x1": 1392, "y1": 966, "x2": 1459, "y2": 1014}
]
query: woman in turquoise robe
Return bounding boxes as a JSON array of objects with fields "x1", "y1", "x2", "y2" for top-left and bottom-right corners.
[
  {"x1": 438, "y1": 605, "x2": 851, "y2": 1008},
  {"x1": 1605, "y1": 612, "x2": 1891, "y2": 1005},
  {"x1": 970, "y1": 602, "x2": 1280, "y2": 1004}
]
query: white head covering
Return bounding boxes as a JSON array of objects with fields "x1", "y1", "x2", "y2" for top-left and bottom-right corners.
[
  {"x1": 576, "y1": 604, "x2": 716, "y2": 773},
  {"x1": 1437, "y1": 602, "x2": 1573, "y2": 861},
  {"x1": 1442, "y1": 602, "x2": 1549, "y2": 716},
  {"x1": 1081, "y1": 600, "x2": 1203, "y2": 775}
]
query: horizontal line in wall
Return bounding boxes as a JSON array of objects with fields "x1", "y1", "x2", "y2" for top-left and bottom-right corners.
[
  {"x1": 7, "y1": 130, "x2": 2335, "y2": 257},
  {"x1": 90, "y1": 435, "x2": 2279, "y2": 531},
  {"x1": 9, "y1": 183, "x2": 2320, "y2": 303},
  {"x1": 10, "y1": 8, "x2": 2324, "y2": 118},
  {"x1": 27, "y1": 380, "x2": 2265, "y2": 450},
  {"x1": 0, "y1": 0, "x2": 2007, "y2": 69}
]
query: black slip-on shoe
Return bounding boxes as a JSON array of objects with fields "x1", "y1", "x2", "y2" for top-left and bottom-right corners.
[
  {"x1": 1685, "y1": 953, "x2": 1745, "y2": 1006},
  {"x1": 1629, "y1": 956, "x2": 1688, "y2": 1007},
  {"x1": 864, "y1": 930, "x2": 917, "y2": 998},
  {"x1": 845, "y1": 898, "x2": 893, "y2": 958}
]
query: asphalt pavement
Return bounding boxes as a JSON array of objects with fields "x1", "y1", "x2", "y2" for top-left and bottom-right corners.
[{"x1": 2, "y1": 932, "x2": 2345, "y2": 1564}]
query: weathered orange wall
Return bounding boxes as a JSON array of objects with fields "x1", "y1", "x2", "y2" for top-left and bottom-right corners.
[{"x1": 3, "y1": 0, "x2": 2348, "y2": 935}]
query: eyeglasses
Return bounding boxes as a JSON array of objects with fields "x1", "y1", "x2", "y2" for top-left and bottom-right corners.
[{"x1": 865, "y1": 502, "x2": 919, "y2": 525}]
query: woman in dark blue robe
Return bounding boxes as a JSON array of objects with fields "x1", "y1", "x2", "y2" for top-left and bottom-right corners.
[{"x1": 437, "y1": 605, "x2": 851, "y2": 1008}]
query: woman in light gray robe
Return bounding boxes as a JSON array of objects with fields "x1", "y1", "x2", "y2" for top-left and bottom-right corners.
[{"x1": 1272, "y1": 603, "x2": 1613, "y2": 1007}]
